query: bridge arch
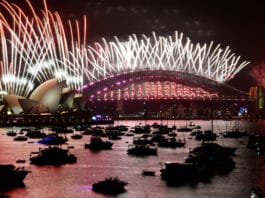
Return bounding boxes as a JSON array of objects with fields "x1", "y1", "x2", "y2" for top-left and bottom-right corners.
[{"x1": 83, "y1": 70, "x2": 248, "y2": 101}]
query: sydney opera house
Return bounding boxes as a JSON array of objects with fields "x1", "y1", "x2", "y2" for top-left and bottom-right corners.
[
  {"x1": 2, "y1": 78, "x2": 85, "y2": 115},
  {"x1": 0, "y1": 0, "x2": 256, "y2": 125},
  {"x1": 0, "y1": 78, "x2": 96, "y2": 126}
]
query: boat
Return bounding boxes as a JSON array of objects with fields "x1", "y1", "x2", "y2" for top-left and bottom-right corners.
[
  {"x1": 30, "y1": 146, "x2": 77, "y2": 165},
  {"x1": 188, "y1": 122, "x2": 201, "y2": 129},
  {"x1": 152, "y1": 122, "x2": 160, "y2": 128},
  {"x1": 222, "y1": 120, "x2": 247, "y2": 139},
  {"x1": 156, "y1": 125, "x2": 173, "y2": 134},
  {"x1": 177, "y1": 127, "x2": 192, "y2": 132},
  {"x1": 222, "y1": 128, "x2": 247, "y2": 138},
  {"x1": 190, "y1": 142, "x2": 237, "y2": 157},
  {"x1": 185, "y1": 143, "x2": 236, "y2": 174},
  {"x1": 124, "y1": 132, "x2": 134, "y2": 136},
  {"x1": 16, "y1": 159, "x2": 26, "y2": 163},
  {"x1": 52, "y1": 127, "x2": 74, "y2": 134},
  {"x1": 158, "y1": 137, "x2": 185, "y2": 148},
  {"x1": 133, "y1": 137, "x2": 152, "y2": 145},
  {"x1": 20, "y1": 128, "x2": 31, "y2": 132},
  {"x1": 105, "y1": 125, "x2": 129, "y2": 132},
  {"x1": 71, "y1": 134, "x2": 83, "y2": 139},
  {"x1": 127, "y1": 144, "x2": 157, "y2": 156},
  {"x1": 134, "y1": 125, "x2": 151, "y2": 134},
  {"x1": 38, "y1": 133, "x2": 68, "y2": 145},
  {"x1": 142, "y1": 170, "x2": 155, "y2": 176},
  {"x1": 115, "y1": 125, "x2": 129, "y2": 132},
  {"x1": 168, "y1": 131, "x2": 177, "y2": 137},
  {"x1": 190, "y1": 130, "x2": 203, "y2": 136},
  {"x1": 195, "y1": 130, "x2": 217, "y2": 141},
  {"x1": 108, "y1": 134, "x2": 122, "y2": 140},
  {"x1": 160, "y1": 162, "x2": 210, "y2": 185},
  {"x1": 73, "y1": 124, "x2": 88, "y2": 131},
  {"x1": 13, "y1": 136, "x2": 28, "y2": 141},
  {"x1": 92, "y1": 177, "x2": 127, "y2": 195},
  {"x1": 82, "y1": 127, "x2": 104, "y2": 136},
  {"x1": 84, "y1": 136, "x2": 113, "y2": 150},
  {"x1": 25, "y1": 130, "x2": 46, "y2": 139},
  {"x1": 177, "y1": 121, "x2": 200, "y2": 132},
  {"x1": 0, "y1": 164, "x2": 30, "y2": 190},
  {"x1": 6, "y1": 131, "x2": 17, "y2": 137}
]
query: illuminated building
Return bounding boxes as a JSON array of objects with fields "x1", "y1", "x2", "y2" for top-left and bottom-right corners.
[{"x1": 3, "y1": 79, "x2": 84, "y2": 115}]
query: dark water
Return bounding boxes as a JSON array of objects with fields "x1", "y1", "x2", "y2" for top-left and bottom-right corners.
[{"x1": 1, "y1": 120, "x2": 264, "y2": 198}]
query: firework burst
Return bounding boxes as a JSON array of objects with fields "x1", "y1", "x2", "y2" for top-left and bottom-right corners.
[
  {"x1": 86, "y1": 32, "x2": 249, "y2": 83},
  {"x1": 0, "y1": 0, "x2": 249, "y2": 98},
  {"x1": 0, "y1": 0, "x2": 86, "y2": 96}
]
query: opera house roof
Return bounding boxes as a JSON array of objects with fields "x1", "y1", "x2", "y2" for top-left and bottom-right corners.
[{"x1": 3, "y1": 79, "x2": 84, "y2": 115}]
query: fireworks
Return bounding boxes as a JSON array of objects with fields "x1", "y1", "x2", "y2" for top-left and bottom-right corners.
[
  {"x1": 0, "y1": 0, "x2": 87, "y2": 96},
  {"x1": 87, "y1": 33, "x2": 249, "y2": 83},
  {"x1": 0, "y1": 0, "x2": 249, "y2": 97}
]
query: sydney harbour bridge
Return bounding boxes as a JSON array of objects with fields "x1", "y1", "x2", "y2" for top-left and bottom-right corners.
[{"x1": 84, "y1": 69, "x2": 252, "y2": 120}]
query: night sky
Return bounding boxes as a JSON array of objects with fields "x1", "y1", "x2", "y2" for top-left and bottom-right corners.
[{"x1": 6, "y1": 0, "x2": 265, "y2": 90}]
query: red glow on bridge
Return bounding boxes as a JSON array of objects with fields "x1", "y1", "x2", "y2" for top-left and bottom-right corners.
[{"x1": 89, "y1": 81, "x2": 219, "y2": 101}]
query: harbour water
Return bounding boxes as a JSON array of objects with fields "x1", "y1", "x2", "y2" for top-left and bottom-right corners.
[{"x1": 1, "y1": 119, "x2": 264, "y2": 198}]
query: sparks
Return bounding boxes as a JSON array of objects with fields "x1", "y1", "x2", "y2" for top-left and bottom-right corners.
[{"x1": 0, "y1": 0, "x2": 250, "y2": 98}]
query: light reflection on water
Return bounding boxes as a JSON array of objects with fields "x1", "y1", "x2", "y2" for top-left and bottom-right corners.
[{"x1": 0, "y1": 120, "x2": 263, "y2": 198}]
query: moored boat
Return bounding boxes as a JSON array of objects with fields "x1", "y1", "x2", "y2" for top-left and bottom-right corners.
[
  {"x1": 13, "y1": 136, "x2": 28, "y2": 141},
  {"x1": 71, "y1": 134, "x2": 83, "y2": 139},
  {"x1": 84, "y1": 136, "x2": 113, "y2": 150},
  {"x1": 142, "y1": 170, "x2": 155, "y2": 176},
  {"x1": 0, "y1": 164, "x2": 30, "y2": 190},
  {"x1": 6, "y1": 131, "x2": 17, "y2": 137},
  {"x1": 25, "y1": 130, "x2": 46, "y2": 139},
  {"x1": 38, "y1": 133, "x2": 68, "y2": 145},
  {"x1": 30, "y1": 146, "x2": 77, "y2": 165},
  {"x1": 160, "y1": 162, "x2": 209, "y2": 185},
  {"x1": 158, "y1": 137, "x2": 185, "y2": 148},
  {"x1": 92, "y1": 177, "x2": 127, "y2": 195},
  {"x1": 185, "y1": 143, "x2": 236, "y2": 174},
  {"x1": 222, "y1": 129, "x2": 247, "y2": 138},
  {"x1": 127, "y1": 144, "x2": 157, "y2": 156},
  {"x1": 195, "y1": 130, "x2": 217, "y2": 141}
]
